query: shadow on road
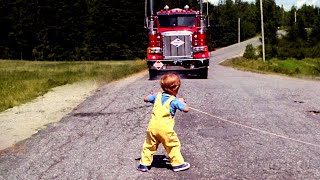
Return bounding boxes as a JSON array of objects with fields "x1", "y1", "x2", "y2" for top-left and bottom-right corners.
[
  {"x1": 149, "y1": 73, "x2": 203, "y2": 80},
  {"x1": 135, "y1": 155, "x2": 172, "y2": 170}
]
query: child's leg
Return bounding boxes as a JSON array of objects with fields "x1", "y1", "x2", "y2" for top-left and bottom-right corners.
[
  {"x1": 161, "y1": 130, "x2": 185, "y2": 166},
  {"x1": 140, "y1": 130, "x2": 160, "y2": 166}
]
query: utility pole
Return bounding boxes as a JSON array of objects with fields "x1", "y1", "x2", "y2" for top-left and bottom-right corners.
[
  {"x1": 237, "y1": 0, "x2": 240, "y2": 45},
  {"x1": 238, "y1": 18, "x2": 240, "y2": 44},
  {"x1": 282, "y1": 4, "x2": 284, "y2": 27},
  {"x1": 260, "y1": 0, "x2": 265, "y2": 62},
  {"x1": 207, "y1": 0, "x2": 209, "y2": 26}
]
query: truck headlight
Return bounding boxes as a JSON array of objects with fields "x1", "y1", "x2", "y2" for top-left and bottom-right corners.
[
  {"x1": 193, "y1": 46, "x2": 208, "y2": 53},
  {"x1": 148, "y1": 47, "x2": 162, "y2": 54}
]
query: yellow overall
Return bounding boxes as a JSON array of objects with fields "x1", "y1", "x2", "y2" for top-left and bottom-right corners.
[{"x1": 140, "y1": 92, "x2": 185, "y2": 167}]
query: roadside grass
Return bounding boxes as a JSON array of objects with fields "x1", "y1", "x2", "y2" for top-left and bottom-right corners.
[
  {"x1": 220, "y1": 57, "x2": 320, "y2": 79},
  {"x1": 0, "y1": 60, "x2": 146, "y2": 112}
]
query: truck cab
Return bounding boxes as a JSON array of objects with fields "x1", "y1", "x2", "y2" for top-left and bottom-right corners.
[{"x1": 146, "y1": 4, "x2": 210, "y2": 79}]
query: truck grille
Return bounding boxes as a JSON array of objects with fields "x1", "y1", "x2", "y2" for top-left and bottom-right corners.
[{"x1": 162, "y1": 31, "x2": 192, "y2": 59}]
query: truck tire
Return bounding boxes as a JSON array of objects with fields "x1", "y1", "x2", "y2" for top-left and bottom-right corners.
[
  {"x1": 199, "y1": 68, "x2": 208, "y2": 79},
  {"x1": 149, "y1": 69, "x2": 157, "y2": 80}
]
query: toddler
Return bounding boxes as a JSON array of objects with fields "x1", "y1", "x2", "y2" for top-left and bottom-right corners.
[{"x1": 137, "y1": 72, "x2": 190, "y2": 172}]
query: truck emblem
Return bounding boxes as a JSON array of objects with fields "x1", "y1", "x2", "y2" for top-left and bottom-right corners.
[
  {"x1": 153, "y1": 60, "x2": 164, "y2": 70},
  {"x1": 170, "y1": 38, "x2": 185, "y2": 47}
]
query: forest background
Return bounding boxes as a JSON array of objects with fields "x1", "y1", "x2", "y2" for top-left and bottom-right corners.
[{"x1": 0, "y1": 0, "x2": 320, "y2": 61}]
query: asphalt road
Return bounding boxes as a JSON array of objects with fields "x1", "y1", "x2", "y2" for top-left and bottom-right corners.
[{"x1": 1, "y1": 38, "x2": 320, "y2": 180}]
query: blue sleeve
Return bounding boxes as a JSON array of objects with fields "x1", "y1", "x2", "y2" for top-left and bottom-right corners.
[
  {"x1": 171, "y1": 98, "x2": 187, "y2": 112},
  {"x1": 147, "y1": 94, "x2": 157, "y2": 103}
]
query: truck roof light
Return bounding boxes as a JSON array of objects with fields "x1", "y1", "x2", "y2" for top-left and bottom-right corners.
[
  {"x1": 164, "y1": 5, "x2": 169, "y2": 10},
  {"x1": 184, "y1": 5, "x2": 189, "y2": 10}
]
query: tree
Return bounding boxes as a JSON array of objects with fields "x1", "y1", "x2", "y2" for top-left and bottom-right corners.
[
  {"x1": 243, "y1": 44, "x2": 257, "y2": 59},
  {"x1": 255, "y1": 0, "x2": 280, "y2": 59},
  {"x1": 238, "y1": 2, "x2": 257, "y2": 40},
  {"x1": 310, "y1": 17, "x2": 320, "y2": 45},
  {"x1": 0, "y1": 0, "x2": 12, "y2": 59},
  {"x1": 299, "y1": 4, "x2": 317, "y2": 28}
]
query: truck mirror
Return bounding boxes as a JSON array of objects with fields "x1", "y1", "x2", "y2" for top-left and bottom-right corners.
[{"x1": 144, "y1": 17, "x2": 149, "y2": 29}]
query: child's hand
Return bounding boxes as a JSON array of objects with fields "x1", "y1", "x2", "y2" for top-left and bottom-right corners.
[
  {"x1": 179, "y1": 98, "x2": 186, "y2": 103},
  {"x1": 179, "y1": 98, "x2": 189, "y2": 112}
]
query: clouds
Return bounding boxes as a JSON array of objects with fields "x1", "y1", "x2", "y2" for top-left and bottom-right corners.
[
  {"x1": 297, "y1": 0, "x2": 320, "y2": 8},
  {"x1": 206, "y1": 0, "x2": 260, "y2": 6},
  {"x1": 278, "y1": 0, "x2": 296, "y2": 10}
]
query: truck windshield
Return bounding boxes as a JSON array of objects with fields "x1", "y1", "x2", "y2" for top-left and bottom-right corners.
[{"x1": 158, "y1": 15, "x2": 195, "y2": 27}]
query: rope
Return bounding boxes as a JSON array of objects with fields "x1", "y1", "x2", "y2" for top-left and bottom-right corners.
[{"x1": 189, "y1": 107, "x2": 320, "y2": 148}]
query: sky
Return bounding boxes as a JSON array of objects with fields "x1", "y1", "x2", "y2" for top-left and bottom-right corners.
[{"x1": 207, "y1": 0, "x2": 320, "y2": 11}]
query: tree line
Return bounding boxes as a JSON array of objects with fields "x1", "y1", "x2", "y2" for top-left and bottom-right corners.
[
  {"x1": 0, "y1": 0, "x2": 319, "y2": 61},
  {"x1": 269, "y1": 4, "x2": 320, "y2": 59},
  {"x1": 0, "y1": 0, "x2": 147, "y2": 60}
]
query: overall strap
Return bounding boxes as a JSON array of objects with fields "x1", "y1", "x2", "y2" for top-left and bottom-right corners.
[
  {"x1": 164, "y1": 95, "x2": 176, "y2": 108},
  {"x1": 149, "y1": 92, "x2": 176, "y2": 128}
]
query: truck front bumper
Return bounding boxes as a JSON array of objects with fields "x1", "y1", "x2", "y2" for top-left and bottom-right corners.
[{"x1": 147, "y1": 58, "x2": 209, "y2": 71}]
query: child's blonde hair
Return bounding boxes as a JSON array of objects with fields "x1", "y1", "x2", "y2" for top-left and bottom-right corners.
[{"x1": 160, "y1": 73, "x2": 181, "y2": 96}]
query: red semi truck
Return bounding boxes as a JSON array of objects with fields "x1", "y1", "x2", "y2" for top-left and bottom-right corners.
[{"x1": 145, "y1": 0, "x2": 210, "y2": 79}]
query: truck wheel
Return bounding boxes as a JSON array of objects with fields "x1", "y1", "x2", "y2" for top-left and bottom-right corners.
[
  {"x1": 199, "y1": 68, "x2": 208, "y2": 79},
  {"x1": 149, "y1": 69, "x2": 157, "y2": 80}
]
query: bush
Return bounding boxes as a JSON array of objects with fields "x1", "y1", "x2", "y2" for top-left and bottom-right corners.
[
  {"x1": 265, "y1": 44, "x2": 279, "y2": 60},
  {"x1": 243, "y1": 44, "x2": 257, "y2": 60},
  {"x1": 306, "y1": 43, "x2": 320, "y2": 58},
  {"x1": 314, "y1": 59, "x2": 320, "y2": 76}
]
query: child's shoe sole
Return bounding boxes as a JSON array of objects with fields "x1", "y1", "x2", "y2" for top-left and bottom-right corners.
[
  {"x1": 173, "y1": 162, "x2": 190, "y2": 172},
  {"x1": 137, "y1": 164, "x2": 148, "y2": 172}
]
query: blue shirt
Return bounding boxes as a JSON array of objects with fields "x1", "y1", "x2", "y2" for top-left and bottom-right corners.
[{"x1": 147, "y1": 92, "x2": 186, "y2": 117}]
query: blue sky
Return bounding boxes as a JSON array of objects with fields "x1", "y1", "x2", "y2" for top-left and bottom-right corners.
[{"x1": 207, "y1": 0, "x2": 320, "y2": 11}]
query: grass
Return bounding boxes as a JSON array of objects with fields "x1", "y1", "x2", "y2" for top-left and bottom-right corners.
[
  {"x1": 220, "y1": 57, "x2": 320, "y2": 79},
  {"x1": 0, "y1": 60, "x2": 147, "y2": 112}
]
